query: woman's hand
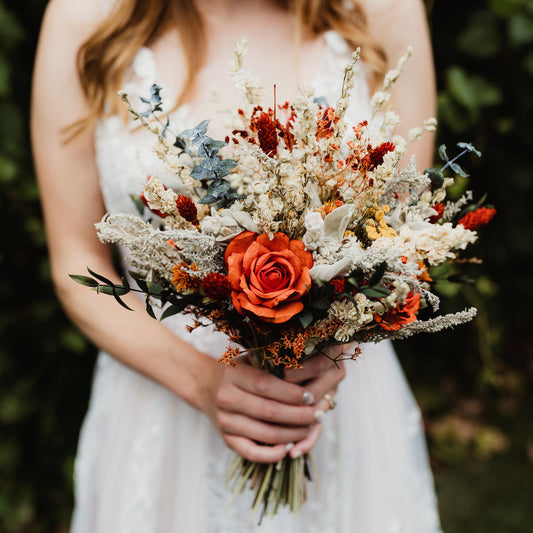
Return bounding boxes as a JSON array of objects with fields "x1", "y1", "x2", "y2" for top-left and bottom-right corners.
[
  {"x1": 283, "y1": 345, "x2": 352, "y2": 458},
  {"x1": 199, "y1": 356, "x2": 325, "y2": 464}
]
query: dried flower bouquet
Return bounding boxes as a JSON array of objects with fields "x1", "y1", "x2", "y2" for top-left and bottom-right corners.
[{"x1": 72, "y1": 39, "x2": 495, "y2": 521}]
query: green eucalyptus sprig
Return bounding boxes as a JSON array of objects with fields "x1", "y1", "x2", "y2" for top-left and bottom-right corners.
[
  {"x1": 133, "y1": 84, "x2": 242, "y2": 209},
  {"x1": 69, "y1": 269, "x2": 196, "y2": 321}
]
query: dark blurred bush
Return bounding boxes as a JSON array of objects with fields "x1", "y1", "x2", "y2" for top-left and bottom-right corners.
[
  {"x1": 0, "y1": 0, "x2": 532, "y2": 531},
  {"x1": 0, "y1": 1, "x2": 95, "y2": 531}
]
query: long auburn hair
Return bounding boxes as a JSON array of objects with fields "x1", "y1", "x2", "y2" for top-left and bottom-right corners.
[{"x1": 68, "y1": 0, "x2": 387, "y2": 138}]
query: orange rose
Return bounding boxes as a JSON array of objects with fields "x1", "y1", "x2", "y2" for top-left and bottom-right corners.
[
  {"x1": 224, "y1": 231, "x2": 313, "y2": 323},
  {"x1": 374, "y1": 292, "x2": 420, "y2": 331}
]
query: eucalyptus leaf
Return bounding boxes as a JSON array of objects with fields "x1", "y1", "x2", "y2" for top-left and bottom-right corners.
[
  {"x1": 95, "y1": 285, "x2": 129, "y2": 296},
  {"x1": 215, "y1": 158, "x2": 238, "y2": 177},
  {"x1": 181, "y1": 119, "x2": 210, "y2": 139},
  {"x1": 146, "y1": 281, "x2": 164, "y2": 295},
  {"x1": 87, "y1": 268, "x2": 115, "y2": 286},
  {"x1": 69, "y1": 274, "x2": 99, "y2": 288},
  {"x1": 145, "y1": 297, "x2": 156, "y2": 319},
  {"x1": 449, "y1": 161, "x2": 469, "y2": 177},
  {"x1": 199, "y1": 194, "x2": 218, "y2": 204},
  {"x1": 161, "y1": 304, "x2": 182, "y2": 321},
  {"x1": 360, "y1": 286, "x2": 391, "y2": 298},
  {"x1": 297, "y1": 312, "x2": 314, "y2": 329},
  {"x1": 457, "y1": 142, "x2": 482, "y2": 157},
  {"x1": 438, "y1": 144, "x2": 449, "y2": 162}
]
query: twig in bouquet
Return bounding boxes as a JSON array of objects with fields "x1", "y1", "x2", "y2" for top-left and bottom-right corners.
[{"x1": 317, "y1": 344, "x2": 363, "y2": 367}]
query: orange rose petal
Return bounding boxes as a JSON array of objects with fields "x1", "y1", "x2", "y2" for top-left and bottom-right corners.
[
  {"x1": 289, "y1": 239, "x2": 314, "y2": 269},
  {"x1": 240, "y1": 279, "x2": 264, "y2": 306},
  {"x1": 269, "y1": 301, "x2": 304, "y2": 323},
  {"x1": 291, "y1": 268, "x2": 312, "y2": 296},
  {"x1": 242, "y1": 241, "x2": 272, "y2": 273},
  {"x1": 231, "y1": 290, "x2": 244, "y2": 314},
  {"x1": 224, "y1": 231, "x2": 257, "y2": 258},
  {"x1": 240, "y1": 297, "x2": 303, "y2": 323},
  {"x1": 226, "y1": 253, "x2": 246, "y2": 289},
  {"x1": 256, "y1": 232, "x2": 290, "y2": 252}
]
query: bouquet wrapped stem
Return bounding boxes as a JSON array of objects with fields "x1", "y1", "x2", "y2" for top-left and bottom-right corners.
[
  {"x1": 223, "y1": 338, "x2": 314, "y2": 522},
  {"x1": 227, "y1": 438, "x2": 313, "y2": 523}
]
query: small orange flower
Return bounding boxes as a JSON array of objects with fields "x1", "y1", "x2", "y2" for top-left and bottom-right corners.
[
  {"x1": 417, "y1": 262, "x2": 433, "y2": 283},
  {"x1": 457, "y1": 207, "x2": 496, "y2": 231},
  {"x1": 374, "y1": 292, "x2": 420, "y2": 331},
  {"x1": 171, "y1": 262, "x2": 201, "y2": 292}
]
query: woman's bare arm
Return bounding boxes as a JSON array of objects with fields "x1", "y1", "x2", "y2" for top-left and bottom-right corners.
[
  {"x1": 364, "y1": 0, "x2": 437, "y2": 169},
  {"x1": 31, "y1": 0, "x2": 345, "y2": 462}
]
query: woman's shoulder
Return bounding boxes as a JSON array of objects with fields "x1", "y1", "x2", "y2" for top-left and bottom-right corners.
[
  {"x1": 42, "y1": 0, "x2": 107, "y2": 30},
  {"x1": 359, "y1": 0, "x2": 424, "y2": 16}
]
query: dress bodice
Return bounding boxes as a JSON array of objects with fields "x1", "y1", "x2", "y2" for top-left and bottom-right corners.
[{"x1": 94, "y1": 30, "x2": 374, "y2": 217}]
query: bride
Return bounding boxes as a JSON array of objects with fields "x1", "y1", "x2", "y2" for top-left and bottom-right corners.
[{"x1": 31, "y1": 0, "x2": 441, "y2": 531}]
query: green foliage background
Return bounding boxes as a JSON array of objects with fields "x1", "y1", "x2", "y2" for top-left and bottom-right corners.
[{"x1": 0, "y1": 0, "x2": 531, "y2": 531}]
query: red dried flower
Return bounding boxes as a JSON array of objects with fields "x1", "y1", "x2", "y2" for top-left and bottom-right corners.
[
  {"x1": 201, "y1": 272, "x2": 232, "y2": 301},
  {"x1": 362, "y1": 142, "x2": 395, "y2": 170},
  {"x1": 251, "y1": 111, "x2": 279, "y2": 157},
  {"x1": 175, "y1": 194, "x2": 199, "y2": 226},
  {"x1": 315, "y1": 107, "x2": 338, "y2": 140},
  {"x1": 330, "y1": 278, "x2": 346, "y2": 294},
  {"x1": 429, "y1": 202, "x2": 446, "y2": 224},
  {"x1": 457, "y1": 207, "x2": 496, "y2": 231}
]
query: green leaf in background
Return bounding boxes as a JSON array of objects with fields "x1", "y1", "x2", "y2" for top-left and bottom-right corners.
[
  {"x1": 522, "y1": 51, "x2": 533, "y2": 75},
  {"x1": 0, "y1": 3, "x2": 24, "y2": 47},
  {"x1": 446, "y1": 67, "x2": 503, "y2": 122},
  {"x1": 0, "y1": 55, "x2": 11, "y2": 97},
  {"x1": 488, "y1": 0, "x2": 527, "y2": 17},
  {"x1": 456, "y1": 10, "x2": 501, "y2": 58},
  {"x1": 508, "y1": 13, "x2": 533, "y2": 47}
]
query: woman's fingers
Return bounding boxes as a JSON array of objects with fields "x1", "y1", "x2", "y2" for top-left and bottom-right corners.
[
  {"x1": 217, "y1": 411, "x2": 311, "y2": 445},
  {"x1": 304, "y1": 361, "x2": 345, "y2": 402},
  {"x1": 216, "y1": 384, "x2": 319, "y2": 426},
  {"x1": 289, "y1": 423, "x2": 323, "y2": 458},
  {"x1": 230, "y1": 361, "x2": 313, "y2": 406},
  {"x1": 224, "y1": 435, "x2": 288, "y2": 464},
  {"x1": 288, "y1": 387, "x2": 338, "y2": 458}
]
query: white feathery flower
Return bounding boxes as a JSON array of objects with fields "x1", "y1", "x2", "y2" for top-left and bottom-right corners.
[{"x1": 374, "y1": 223, "x2": 478, "y2": 266}]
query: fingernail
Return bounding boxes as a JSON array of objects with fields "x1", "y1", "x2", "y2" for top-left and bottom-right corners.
[
  {"x1": 302, "y1": 391, "x2": 314, "y2": 405},
  {"x1": 285, "y1": 442, "x2": 295, "y2": 452},
  {"x1": 292, "y1": 449, "x2": 302, "y2": 459},
  {"x1": 314, "y1": 409, "x2": 325, "y2": 423}
]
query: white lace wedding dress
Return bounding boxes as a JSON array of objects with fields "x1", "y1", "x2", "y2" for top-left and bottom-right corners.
[{"x1": 69, "y1": 25, "x2": 443, "y2": 533}]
